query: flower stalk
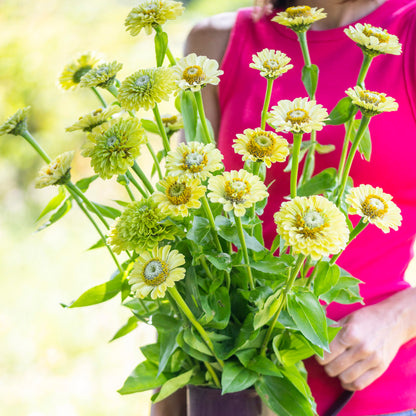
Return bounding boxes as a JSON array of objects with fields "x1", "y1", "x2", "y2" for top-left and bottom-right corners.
[
  {"x1": 261, "y1": 78, "x2": 274, "y2": 130},
  {"x1": 201, "y1": 195, "x2": 223, "y2": 253},
  {"x1": 91, "y1": 87, "x2": 107, "y2": 107},
  {"x1": 152, "y1": 104, "x2": 171, "y2": 153},
  {"x1": 125, "y1": 170, "x2": 148, "y2": 198},
  {"x1": 356, "y1": 54, "x2": 373, "y2": 89},
  {"x1": 234, "y1": 215, "x2": 255, "y2": 290},
  {"x1": 132, "y1": 161, "x2": 155, "y2": 194},
  {"x1": 194, "y1": 90, "x2": 214, "y2": 145},
  {"x1": 290, "y1": 133, "x2": 303, "y2": 198}
]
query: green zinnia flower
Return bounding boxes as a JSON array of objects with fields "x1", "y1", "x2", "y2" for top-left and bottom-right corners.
[
  {"x1": 79, "y1": 61, "x2": 123, "y2": 89},
  {"x1": 35, "y1": 151, "x2": 75, "y2": 188},
  {"x1": 81, "y1": 118, "x2": 147, "y2": 179},
  {"x1": 66, "y1": 106, "x2": 121, "y2": 133},
  {"x1": 0, "y1": 107, "x2": 30, "y2": 136},
  {"x1": 118, "y1": 67, "x2": 177, "y2": 111},
  {"x1": 108, "y1": 197, "x2": 177, "y2": 254}
]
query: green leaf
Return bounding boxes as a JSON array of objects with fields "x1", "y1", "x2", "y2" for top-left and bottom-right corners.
[
  {"x1": 75, "y1": 174, "x2": 99, "y2": 192},
  {"x1": 273, "y1": 333, "x2": 317, "y2": 366},
  {"x1": 253, "y1": 291, "x2": 283, "y2": 330},
  {"x1": 205, "y1": 253, "x2": 232, "y2": 272},
  {"x1": 351, "y1": 119, "x2": 372, "y2": 161},
  {"x1": 199, "y1": 286, "x2": 231, "y2": 329},
  {"x1": 187, "y1": 216, "x2": 212, "y2": 246},
  {"x1": 36, "y1": 186, "x2": 66, "y2": 221},
  {"x1": 249, "y1": 252, "x2": 289, "y2": 274},
  {"x1": 180, "y1": 90, "x2": 197, "y2": 142},
  {"x1": 237, "y1": 349, "x2": 282, "y2": 377},
  {"x1": 327, "y1": 97, "x2": 357, "y2": 125},
  {"x1": 301, "y1": 64, "x2": 319, "y2": 99},
  {"x1": 87, "y1": 237, "x2": 106, "y2": 251},
  {"x1": 158, "y1": 319, "x2": 181, "y2": 376},
  {"x1": 154, "y1": 30, "x2": 168, "y2": 67},
  {"x1": 92, "y1": 202, "x2": 121, "y2": 220},
  {"x1": 314, "y1": 263, "x2": 340, "y2": 297},
  {"x1": 153, "y1": 370, "x2": 195, "y2": 403},
  {"x1": 141, "y1": 118, "x2": 160, "y2": 135},
  {"x1": 256, "y1": 375, "x2": 315, "y2": 416},
  {"x1": 183, "y1": 328, "x2": 213, "y2": 356},
  {"x1": 110, "y1": 316, "x2": 138, "y2": 342},
  {"x1": 176, "y1": 331, "x2": 212, "y2": 362},
  {"x1": 297, "y1": 168, "x2": 337, "y2": 197},
  {"x1": 320, "y1": 272, "x2": 363, "y2": 305},
  {"x1": 140, "y1": 343, "x2": 160, "y2": 364},
  {"x1": 221, "y1": 361, "x2": 258, "y2": 394},
  {"x1": 287, "y1": 288, "x2": 329, "y2": 350},
  {"x1": 118, "y1": 360, "x2": 168, "y2": 395},
  {"x1": 37, "y1": 198, "x2": 72, "y2": 231}
]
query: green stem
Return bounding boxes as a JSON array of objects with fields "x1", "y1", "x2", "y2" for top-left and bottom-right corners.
[
  {"x1": 260, "y1": 254, "x2": 306, "y2": 355},
  {"x1": 337, "y1": 116, "x2": 371, "y2": 205},
  {"x1": 204, "y1": 362, "x2": 221, "y2": 388},
  {"x1": 166, "y1": 47, "x2": 176, "y2": 66},
  {"x1": 200, "y1": 256, "x2": 215, "y2": 281},
  {"x1": 235, "y1": 216, "x2": 255, "y2": 290},
  {"x1": 194, "y1": 90, "x2": 214, "y2": 145},
  {"x1": 305, "y1": 261, "x2": 319, "y2": 289},
  {"x1": 152, "y1": 104, "x2": 171, "y2": 153},
  {"x1": 300, "y1": 130, "x2": 316, "y2": 185},
  {"x1": 290, "y1": 133, "x2": 303, "y2": 199},
  {"x1": 298, "y1": 32, "x2": 312, "y2": 68},
  {"x1": 91, "y1": 87, "x2": 107, "y2": 107},
  {"x1": 124, "y1": 184, "x2": 135, "y2": 201},
  {"x1": 337, "y1": 118, "x2": 355, "y2": 181},
  {"x1": 201, "y1": 196, "x2": 223, "y2": 252},
  {"x1": 261, "y1": 78, "x2": 274, "y2": 130},
  {"x1": 126, "y1": 170, "x2": 148, "y2": 198},
  {"x1": 356, "y1": 54, "x2": 373, "y2": 89},
  {"x1": 20, "y1": 130, "x2": 51, "y2": 163},
  {"x1": 132, "y1": 161, "x2": 154, "y2": 194},
  {"x1": 107, "y1": 84, "x2": 119, "y2": 98},
  {"x1": 146, "y1": 142, "x2": 163, "y2": 180},
  {"x1": 168, "y1": 286, "x2": 224, "y2": 368}
]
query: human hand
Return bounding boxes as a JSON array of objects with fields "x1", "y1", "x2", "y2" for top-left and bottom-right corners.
[{"x1": 316, "y1": 301, "x2": 406, "y2": 391}]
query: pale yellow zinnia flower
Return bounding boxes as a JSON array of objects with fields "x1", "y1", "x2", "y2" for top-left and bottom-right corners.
[
  {"x1": 274, "y1": 195, "x2": 349, "y2": 260},
  {"x1": 346, "y1": 184, "x2": 402, "y2": 233},
  {"x1": 344, "y1": 23, "x2": 402, "y2": 57},
  {"x1": 161, "y1": 113, "x2": 184, "y2": 134},
  {"x1": 166, "y1": 142, "x2": 223, "y2": 180},
  {"x1": 66, "y1": 106, "x2": 121, "y2": 133},
  {"x1": 0, "y1": 107, "x2": 30, "y2": 136},
  {"x1": 207, "y1": 169, "x2": 268, "y2": 217},
  {"x1": 272, "y1": 6, "x2": 327, "y2": 33},
  {"x1": 250, "y1": 49, "x2": 293, "y2": 79},
  {"x1": 35, "y1": 151, "x2": 75, "y2": 188},
  {"x1": 233, "y1": 128, "x2": 289, "y2": 167},
  {"x1": 345, "y1": 86, "x2": 398, "y2": 117},
  {"x1": 129, "y1": 245, "x2": 186, "y2": 300},
  {"x1": 268, "y1": 97, "x2": 328, "y2": 134},
  {"x1": 125, "y1": 0, "x2": 185, "y2": 36},
  {"x1": 174, "y1": 53, "x2": 223, "y2": 92},
  {"x1": 79, "y1": 61, "x2": 123, "y2": 89},
  {"x1": 153, "y1": 176, "x2": 206, "y2": 217}
]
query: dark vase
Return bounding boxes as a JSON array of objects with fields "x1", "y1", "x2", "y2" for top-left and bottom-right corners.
[{"x1": 187, "y1": 385, "x2": 263, "y2": 416}]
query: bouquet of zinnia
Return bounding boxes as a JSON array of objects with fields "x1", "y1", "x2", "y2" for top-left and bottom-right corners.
[{"x1": 1, "y1": 2, "x2": 403, "y2": 415}]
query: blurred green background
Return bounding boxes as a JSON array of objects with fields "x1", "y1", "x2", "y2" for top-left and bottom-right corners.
[{"x1": 0, "y1": 0, "x2": 251, "y2": 415}]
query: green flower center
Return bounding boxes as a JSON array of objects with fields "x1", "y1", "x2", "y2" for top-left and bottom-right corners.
[
  {"x1": 106, "y1": 135, "x2": 119, "y2": 147},
  {"x1": 286, "y1": 108, "x2": 311, "y2": 124},
  {"x1": 73, "y1": 65, "x2": 92, "y2": 83},
  {"x1": 225, "y1": 179, "x2": 249, "y2": 203},
  {"x1": 362, "y1": 195, "x2": 388, "y2": 218},
  {"x1": 363, "y1": 27, "x2": 390, "y2": 43},
  {"x1": 167, "y1": 181, "x2": 192, "y2": 205},
  {"x1": 247, "y1": 131, "x2": 275, "y2": 158},
  {"x1": 182, "y1": 151, "x2": 208, "y2": 173},
  {"x1": 143, "y1": 259, "x2": 168, "y2": 286},
  {"x1": 183, "y1": 65, "x2": 205, "y2": 85},
  {"x1": 286, "y1": 6, "x2": 312, "y2": 17},
  {"x1": 136, "y1": 75, "x2": 151, "y2": 88},
  {"x1": 296, "y1": 209, "x2": 326, "y2": 238}
]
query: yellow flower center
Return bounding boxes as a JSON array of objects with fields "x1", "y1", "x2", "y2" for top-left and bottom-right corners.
[
  {"x1": 136, "y1": 74, "x2": 151, "y2": 87},
  {"x1": 167, "y1": 180, "x2": 192, "y2": 205},
  {"x1": 286, "y1": 6, "x2": 312, "y2": 17},
  {"x1": 225, "y1": 179, "x2": 250, "y2": 203},
  {"x1": 247, "y1": 131, "x2": 275, "y2": 158},
  {"x1": 143, "y1": 259, "x2": 168, "y2": 286},
  {"x1": 296, "y1": 209, "x2": 326, "y2": 238},
  {"x1": 182, "y1": 151, "x2": 208, "y2": 173},
  {"x1": 359, "y1": 90, "x2": 386, "y2": 105},
  {"x1": 363, "y1": 26, "x2": 390, "y2": 43},
  {"x1": 286, "y1": 108, "x2": 311, "y2": 124},
  {"x1": 263, "y1": 59, "x2": 280, "y2": 70},
  {"x1": 361, "y1": 194, "x2": 388, "y2": 218},
  {"x1": 46, "y1": 163, "x2": 58, "y2": 175},
  {"x1": 162, "y1": 115, "x2": 178, "y2": 126},
  {"x1": 73, "y1": 65, "x2": 92, "y2": 83},
  {"x1": 183, "y1": 65, "x2": 205, "y2": 85},
  {"x1": 92, "y1": 109, "x2": 103, "y2": 117}
]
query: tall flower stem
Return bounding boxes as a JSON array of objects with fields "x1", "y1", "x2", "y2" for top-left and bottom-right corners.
[
  {"x1": 261, "y1": 78, "x2": 274, "y2": 130},
  {"x1": 204, "y1": 362, "x2": 221, "y2": 388},
  {"x1": 298, "y1": 32, "x2": 312, "y2": 70},
  {"x1": 356, "y1": 54, "x2": 373, "y2": 89},
  {"x1": 201, "y1": 196, "x2": 223, "y2": 253},
  {"x1": 260, "y1": 253, "x2": 306, "y2": 355},
  {"x1": 132, "y1": 161, "x2": 154, "y2": 194},
  {"x1": 91, "y1": 87, "x2": 107, "y2": 107},
  {"x1": 194, "y1": 90, "x2": 214, "y2": 145},
  {"x1": 152, "y1": 104, "x2": 171, "y2": 153},
  {"x1": 235, "y1": 215, "x2": 255, "y2": 290},
  {"x1": 166, "y1": 47, "x2": 176, "y2": 66},
  {"x1": 337, "y1": 118, "x2": 355, "y2": 181},
  {"x1": 301, "y1": 130, "x2": 317, "y2": 185},
  {"x1": 20, "y1": 130, "x2": 51, "y2": 163},
  {"x1": 168, "y1": 286, "x2": 224, "y2": 369},
  {"x1": 146, "y1": 142, "x2": 163, "y2": 180},
  {"x1": 200, "y1": 256, "x2": 215, "y2": 281},
  {"x1": 126, "y1": 171, "x2": 148, "y2": 198},
  {"x1": 124, "y1": 184, "x2": 135, "y2": 201},
  {"x1": 290, "y1": 133, "x2": 303, "y2": 198},
  {"x1": 107, "y1": 84, "x2": 119, "y2": 98},
  {"x1": 337, "y1": 116, "x2": 371, "y2": 205}
]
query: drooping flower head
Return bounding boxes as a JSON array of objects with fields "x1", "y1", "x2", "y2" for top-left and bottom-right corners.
[
  {"x1": 161, "y1": 113, "x2": 184, "y2": 134},
  {"x1": 79, "y1": 61, "x2": 123, "y2": 89},
  {"x1": 346, "y1": 184, "x2": 402, "y2": 233},
  {"x1": 344, "y1": 23, "x2": 402, "y2": 57},
  {"x1": 153, "y1": 176, "x2": 206, "y2": 217},
  {"x1": 174, "y1": 53, "x2": 223, "y2": 92},
  {"x1": 34, "y1": 151, "x2": 75, "y2": 189},
  {"x1": 58, "y1": 52, "x2": 101, "y2": 90},
  {"x1": 118, "y1": 67, "x2": 177, "y2": 111},
  {"x1": 268, "y1": 97, "x2": 328, "y2": 134},
  {"x1": 250, "y1": 49, "x2": 293, "y2": 80},
  {"x1": 81, "y1": 118, "x2": 147, "y2": 179},
  {"x1": 345, "y1": 86, "x2": 398, "y2": 117},
  {"x1": 0, "y1": 107, "x2": 30, "y2": 136},
  {"x1": 272, "y1": 6, "x2": 327, "y2": 33},
  {"x1": 66, "y1": 106, "x2": 121, "y2": 133},
  {"x1": 166, "y1": 142, "x2": 223, "y2": 180},
  {"x1": 207, "y1": 169, "x2": 268, "y2": 217},
  {"x1": 129, "y1": 245, "x2": 186, "y2": 300},
  {"x1": 274, "y1": 195, "x2": 349, "y2": 260},
  {"x1": 233, "y1": 128, "x2": 289, "y2": 167},
  {"x1": 125, "y1": 0, "x2": 185, "y2": 36},
  {"x1": 108, "y1": 197, "x2": 176, "y2": 254}
]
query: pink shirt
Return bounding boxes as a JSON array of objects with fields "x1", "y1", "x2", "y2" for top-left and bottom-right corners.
[{"x1": 217, "y1": 1, "x2": 416, "y2": 414}]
